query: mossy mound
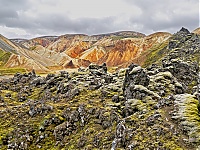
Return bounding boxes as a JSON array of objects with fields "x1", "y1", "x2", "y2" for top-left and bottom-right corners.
[
  {"x1": 173, "y1": 94, "x2": 200, "y2": 143},
  {"x1": 0, "y1": 49, "x2": 11, "y2": 67}
]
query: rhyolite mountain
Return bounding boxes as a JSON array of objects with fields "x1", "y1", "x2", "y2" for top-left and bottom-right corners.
[
  {"x1": 0, "y1": 27, "x2": 199, "y2": 149},
  {"x1": 0, "y1": 30, "x2": 171, "y2": 73}
]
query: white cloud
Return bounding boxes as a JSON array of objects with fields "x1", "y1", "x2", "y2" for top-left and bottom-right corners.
[
  {"x1": 0, "y1": 26, "x2": 29, "y2": 38},
  {"x1": 0, "y1": 0, "x2": 199, "y2": 38}
]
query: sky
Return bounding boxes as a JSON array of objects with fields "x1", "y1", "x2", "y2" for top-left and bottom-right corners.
[{"x1": 0, "y1": 0, "x2": 199, "y2": 39}]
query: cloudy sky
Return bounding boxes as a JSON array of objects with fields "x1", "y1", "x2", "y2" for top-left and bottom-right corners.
[{"x1": 0, "y1": 0, "x2": 199, "y2": 39}]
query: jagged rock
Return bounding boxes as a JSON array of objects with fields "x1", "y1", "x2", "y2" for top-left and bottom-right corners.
[
  {"x1": 18, "y1": 94, "x2": 27, "y2": 102},
  {"x1": 127, "y1": 142, "x2": 137, "y2": 150},
  {"x1": 60, "y1": 71, "x2": 68, "y2": 78},
  {"x1": 101, "y1": 62, "x2": 108, "y2": 73},
  {"x1": 5, "y1": 93, "x2": 11, "y2": 98},
  {"x1": 121, "y1": 99, "x2": 139, "y2": 117},
  {"x1": 89, "y1": 63, "x2": 107, "y2": 76},
  {"x1": 78, "y1": 67, "x2": 86, "y2": 72},
  {"x1": 174, "y1": 82, "x2": 185, "y2": 94},
  {"x1": 54, "y1": 122, "x2": 69, "y2": 141},
  {"x1": 0, "y1": 96, "x2": 4, "y2": 102},
  {"x1": 102, "y1": 120, "x2": 112, "y2": 129},
  {"x1": 77, "y1": 135, "x2": 87, "y2": 148},
  {"x1": 71, "y1": 88, "x2": 80, "y2": 98},
  {"x1": 112, "y1": 95, "x2": 120, "y2": 103},
  {"x1": 29, "y1": 105, "x2": 36, "y2": 117},
  {"x1": 89, "y1": 78, "x2": 102, "y2": 90},
  {"x1": 156, "y1": 94, "x2": 175, "y2": 108},
  {"x1": 45, "y1": 73, "x2": 55, "y2": 80},
  {"x1": 28, "y1": 100, "x2": 53, "y2": 117},
  {"x1": 69, "y1": 111, "x2": 79, "y2": 122},
  {"x1": 93, "y1": 134, "x2": 101, "y2": 147},
  {"x1": 162, "y1": 59, "x2": 198, "y2": 90},
  {"x1": 123, "y1": 64, "x2": 150, "y2": 99},
  {"x1": 51, "y1": 115, "x2": 63, "y2": 125},
  {"x1": 78, "y1": 105, "x2": 87, "y2": 126},
  {"x1": 104, "y1": 74, "x2": 113, "y2": 84},
  {"x1": 57, "y1": 83, "x2": 68, "y2": 94},
  {"x1": 116, "y1": 120, "x2": 126, "y2": 138},
  {"x1": 31, "y1": 77, "x2": 45, "y2": 87},
  {"x1": 146, "y1": 112, "x2": 161, "y2": 126},
  {"x1": 89, "y1": 63, "x2": 100, "y2": 70},
  {"x1": 111, "y1": 138, "x2": 118, "y2": 150},
  {"x1": 111, "y1": 120, "x2": 127, "y2": 149},
  {"x1": 125, "y1": 84, "x2": 160, "y2": 100},
  {"x1": 110, "y1": 110, "x2": 119, "y2": 123}
]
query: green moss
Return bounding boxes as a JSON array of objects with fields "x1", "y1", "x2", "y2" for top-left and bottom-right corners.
[
  {"x1": 107, "y1": 66, "x2": 118, "y2": 73},
  {"x1": 142, "y1": 40, "x2": 169, "y2": 67},
  {"x1": 174, "y1": 94, "x2": 200, "y2": 144},
  {"x1": 0, "y1": 49, "x2": 11, "y2": 67},
  {"x1": 27, "y1": 87, "x2": 44, "y2": 100},
  {"x1": 0, "y1": 49, "x2": 27, "y2": 75},
  {"x1": 0, "y1": 90, "x2": 23, "y2": 106},
  {"x1": 0, "y1": 68, "x2": 27, "y2": 75},
  {"x1": 187, "y1": 80, "x2": 197, "y2": 93},
  {"x1": 163, "y1": 142, "x2": 182, "y2": 150}
]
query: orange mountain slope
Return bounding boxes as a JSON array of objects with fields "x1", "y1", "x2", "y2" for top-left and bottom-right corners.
[
  {"x1": 0, "y1": 31, "x2": 175, "y2": 73},
  {"x1": 98, "y1": 32, "x2": 171, "y2": 66}
]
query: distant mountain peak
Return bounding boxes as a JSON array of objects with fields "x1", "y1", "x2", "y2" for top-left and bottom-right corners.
[{"x1": 179, "y1": 27, "x2": 190, "y2": 34}]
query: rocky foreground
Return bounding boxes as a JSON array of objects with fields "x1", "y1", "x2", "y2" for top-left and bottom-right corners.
[{"x1": 0, "y1": 28, "x2": 199, "y2": 150}]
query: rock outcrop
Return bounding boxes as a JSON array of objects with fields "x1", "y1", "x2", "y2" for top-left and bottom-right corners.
[{"x1": 0, "y1": 28, "x2": 199, "y2": 149}]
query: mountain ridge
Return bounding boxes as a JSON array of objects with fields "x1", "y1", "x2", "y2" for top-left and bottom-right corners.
[{"x1": 0, "y1": 27, "x2": 199, "y2": 74}]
